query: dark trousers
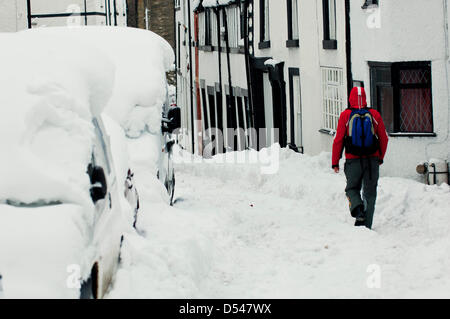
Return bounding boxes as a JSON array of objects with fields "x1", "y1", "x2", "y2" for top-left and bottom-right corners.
[{"x1": 344, "y1": 157, "x2": 380, "y2": 229}]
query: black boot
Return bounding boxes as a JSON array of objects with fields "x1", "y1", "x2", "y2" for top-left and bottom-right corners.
[
  {"x1": 351, "y1": 205, "x2": 366, "y2": 221},
  {"x1": 355, "y1": 219, "x2": 366, "y2": 227}
]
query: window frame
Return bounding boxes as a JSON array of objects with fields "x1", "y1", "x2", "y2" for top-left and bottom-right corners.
[
  {"x1": 369, "y1": 61, "x2": 435, "y2": 136},
  {"x1": 226, "y1": 5, "x2": 242, "y2": 49},
  {"x1": 322, "y1": 0, "x2": 337, "y2": 50},
  {"x1": 320, "y1": 66, "x2": 345, "y2": 133},
  {"x1": 177, "y1": 22, "x2": 181, "y2": 69},
  {"x1": 199, "y1": 9, "x2": 214, "y2": 51},
  {"x1": 205, "y1": 9, "x2": 212, "y2": 47},
  {"x1": 286, "y1": 0, "x2": 300, "y2": 48},
  {"x1": 288, "y1": 68, "x2": 304, "y2": 153},
  {"x1": 259, "y1": 0, "x2": 271, "y2": 49}
]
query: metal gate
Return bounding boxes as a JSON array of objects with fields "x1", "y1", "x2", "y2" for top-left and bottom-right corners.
[{"x1": 26, "y1": 0, "x2": 120, "y2": 29}]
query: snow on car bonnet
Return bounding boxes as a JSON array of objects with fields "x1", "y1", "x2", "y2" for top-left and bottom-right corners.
[{"x1": 0, "y1": 31, "x2": 115, "y2": 206}]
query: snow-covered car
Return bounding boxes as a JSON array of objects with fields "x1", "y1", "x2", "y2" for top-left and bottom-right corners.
[
  {"x1": 0, "y1": 26, "x2": 175, "y2": 298},
  {"x1": 31, "y1": 26, "x2": 179, "y2": 207},
  {"x1": 0, "y1": 31, "x2": 137, "y2": 299}
]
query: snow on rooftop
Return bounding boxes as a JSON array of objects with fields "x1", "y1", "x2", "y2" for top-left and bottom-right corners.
[{"x1": 264, "y1": 59, "x2": 282, "y2": 67}]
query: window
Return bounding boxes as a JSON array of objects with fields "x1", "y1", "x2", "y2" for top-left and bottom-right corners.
[
  {"x1": 175, "y1": 0, "x2": 180, "y2": 9},
  {"x1": 259, "y1": 0, "x2": 270, "y2": 49},
  {"x1": 286, "y1": 0, "x2": 299, "y2": 47},
  {"x1": 208, "y1": 88, "x2": 217, "y2": 130},
  {"x1": 321, "y1": 67, "x2": 345, "y2": 132},
  {"x1": 322, "y1": 0, "x2": 337, "y2": 50},
  {"x1": 177, "y1": 23, "x2": 181, "y2": 69},
  {"x1": 201, "y1": 86, "x2": 210, "y2": 134},
  {"x1": 211, "y1": 9, "x2": 219, "y2": 47},
  {"x1": 289, "y1": 68, "x2": 303, "y2": 152},
  {"x1": 205, "y1": 9, "x2": 212, "y2": 46},
  {"x1": 183, "y1": 0, "x2": 187, "y2": 24},
  {"x1": 199, "y1": 10, "x2": 212, "y2": 47},
  {"x1": 370, "y1": 61, "x2": 434, "y2": 135},
  {"x1": 226, "y1": 5, "x2": 242, "y2": 49}
]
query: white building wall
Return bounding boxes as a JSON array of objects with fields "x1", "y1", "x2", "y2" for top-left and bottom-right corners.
[
  {"x1": 177, "y1": 3, "x2": 249, "y2": 153},
  {"x1": 198, "y1": 46, "x2": 248, "y2": 133},
  {"x1": 350, "y1": 0, "x2": 450, "y2": 179},
  {"x1": 253, "y1": 0, "x2": 347, "y2": 156},
  {"x1": 0, "y1": 0, "x2": 28, "y2": 32},
  {"x1": 175, "y1": 0, "x2": 196, "y2": 153}
]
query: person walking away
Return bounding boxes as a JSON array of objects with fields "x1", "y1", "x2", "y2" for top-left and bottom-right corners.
[{"x1": 332, "y1": 87, "x2": 389, "y2": 229}]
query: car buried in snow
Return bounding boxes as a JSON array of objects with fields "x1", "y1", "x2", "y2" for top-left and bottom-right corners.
[
  {"x1": 0, "y1": 27, "x2": 176, "y2": 299},
  {"x1": 0, "y1": 109, "x2": 137, "y2": 299}
]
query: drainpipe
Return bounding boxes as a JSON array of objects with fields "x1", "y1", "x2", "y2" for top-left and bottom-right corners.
[
  {"x1": 84, "y1": 0, "x2": 88, "y2": 25},
  {"x1": 187, "y1": 0, "x2": 195, "y2": 153},
  {"x1": 216, "y1": 7, "x2": 224, "y2": 150},
  {"x1": 194, "y1": 12, "x2": 203, "y2": 155},
  {"x1": 425, "y1": 0, "x2": 450, "y2": 160},
  {"x1": 144, "y1": 0, "x2": 149, "y2": 30},
  {"x1": 345, "y1": 0, "x2": 353, "y2": 94},
  {"x1": 113, "y1": 0, "x2": 118, "y2": 26},
  {"x1": 243, "y1": 0, "x2": 256, "y2": 149},
  {"x1": 108, "y1": 0, "x2": 112, "y2": 25},
  {"x1": 223, "y1": 8, "x2": 234, "y2": 150},
  {"x1": 27, "y1": 0, "x2": 32, "y2": 29}
]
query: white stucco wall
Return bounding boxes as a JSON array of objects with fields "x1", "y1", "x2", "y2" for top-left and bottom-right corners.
[
  {"x1": 350, "y1": 0, "x2": 450, "y2": 179},
  {"x1": 0, "y1": 0, "x2": 28, "y2": 32},
  {"x1": 175, "y1": 1, "x2": 197, "y2": 153},
  {"x1": 253, "y1": 0, "x2": 348, "y2": 156},
  {"x1": 198, "y1": 49, "x2": 248, "y2": 129}
]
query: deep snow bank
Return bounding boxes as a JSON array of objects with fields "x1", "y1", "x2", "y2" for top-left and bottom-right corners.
[
  {"x1": 109, "y1": 145, "x2": 450, "y2": 298},
  {"x1": 174, "y1": 145, "x2": 450, "y2": 235}
]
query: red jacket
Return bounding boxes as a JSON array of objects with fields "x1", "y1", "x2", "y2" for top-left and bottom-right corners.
[{"x1": 332, "y1": 87, "x2": 389, "y2": 168}]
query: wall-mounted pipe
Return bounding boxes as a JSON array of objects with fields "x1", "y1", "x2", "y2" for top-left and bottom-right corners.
[{"x1": 425, "y1": 0, "x2": 450, "y2": 160}]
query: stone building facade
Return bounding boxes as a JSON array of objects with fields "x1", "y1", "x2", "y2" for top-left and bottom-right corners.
[
  {"x1": 127, "y1": 0, "x2": 175, "y2": 84},
  {"x1": 126, "y1": 0, "x2": 175, "y2": 49}
]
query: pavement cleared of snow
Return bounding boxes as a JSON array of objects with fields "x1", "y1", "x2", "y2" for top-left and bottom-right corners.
[{"x1": 108, "y1": 146, "x2": 450, "y2": 298}]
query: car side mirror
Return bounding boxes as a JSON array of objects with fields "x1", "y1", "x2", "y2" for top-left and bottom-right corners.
[
  {"x1": 87, "y1": 164, "x2": 108, "y2": 203},
  {"x1": 162, "y1": 106, "x2": 181, "y2": 134}
]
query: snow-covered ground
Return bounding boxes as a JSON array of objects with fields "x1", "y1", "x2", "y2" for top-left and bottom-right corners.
[{"x1": 108, "y1": 146, "x2": 450, "y2": 299}]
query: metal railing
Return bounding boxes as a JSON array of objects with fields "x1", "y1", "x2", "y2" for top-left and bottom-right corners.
[{"x1": 26, "y1": 0, "x2": 118, "y2": 29}]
